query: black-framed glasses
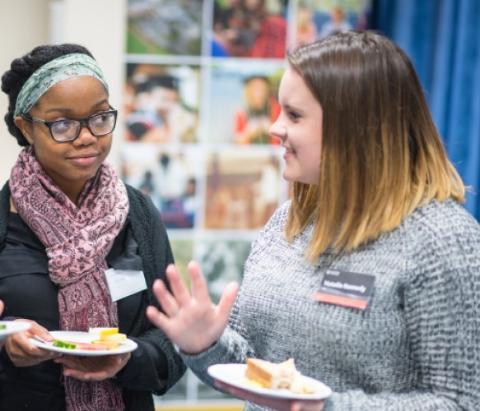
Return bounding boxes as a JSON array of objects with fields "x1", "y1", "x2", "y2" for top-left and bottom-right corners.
[{"x1": 22, "y1": 109, "x2": 118, "y2": 143}]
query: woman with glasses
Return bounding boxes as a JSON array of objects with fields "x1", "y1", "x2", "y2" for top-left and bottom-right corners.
[{"x1": 0, "y1": 44, "x2": 185, "y2": 411}]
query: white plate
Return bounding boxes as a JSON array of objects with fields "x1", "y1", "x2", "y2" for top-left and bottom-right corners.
[
  {"x1": 0, "y1": 321, "x2": 31, "y2": 338},
  {"x1": 29, "y1": 331, "x2": 138, "y2": 356},
  {"x1": 208, "y1": 363, "x2": 332, "y2": 400}
]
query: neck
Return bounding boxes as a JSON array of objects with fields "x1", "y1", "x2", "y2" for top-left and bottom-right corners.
[
  {"x1": 60, "y1": 182, "x2": 85, "y2": 206},
  {"x1": 9, "y1": 197, "x2": 17, "y2": 213}
]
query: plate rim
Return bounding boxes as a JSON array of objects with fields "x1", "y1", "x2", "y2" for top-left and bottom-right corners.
[
  {"x1": 208, "y1": 363, "x2": 332, "y2": 400},
  {"x1": 0, "y1": 320, "x2": 31, "y2": 337},
  {"x1": 29, "y1": 330, "x2": 138, "y2": 356}
]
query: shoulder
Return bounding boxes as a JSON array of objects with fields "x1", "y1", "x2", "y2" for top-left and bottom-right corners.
[
  {"x1": 124, "y1": 184, "x2": 167, "y2": 236},
  {"x1": 404, "y1": 199, "x2": 479, "y2": 245},
  {"x1": 262, "y1": 200, "x2": 291, "y2": 234},
  {"x1": 246, "y1": 200, "x2": 291, "y2": 261},
  {"x1": 0, "y1": 182, "x2": 11, "y2": 248},
  {"x1": 0, "y1": 182, "x2": 10, "y2": 212},
  {"x1": 402, "y1": 199, "x2": 480, "y2": 277},
  {"x1": 125, "y1": 184, "x2": 152, "y2": 207},
  {"x1": 125, "y1": 184, "x2": 159, "y2": 218}
]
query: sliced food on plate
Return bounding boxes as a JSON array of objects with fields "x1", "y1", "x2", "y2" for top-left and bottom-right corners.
[
  {"x1": 208, "y1": 358, "x2": 332, "y2": 401},
  {"x1": 245, "y1": 358, "x2": 318, "y2": 394},
  {"x1": 30, "y1": 327, "x2": 138, "y2": 355},
  {"x1": 52, "y1": 327, "x2": 127, "y2": 351}
]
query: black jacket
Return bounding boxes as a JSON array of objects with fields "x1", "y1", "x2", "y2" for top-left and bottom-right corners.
[{"x1": 0, "y1": 182, "x2": 186, "y2": 411}]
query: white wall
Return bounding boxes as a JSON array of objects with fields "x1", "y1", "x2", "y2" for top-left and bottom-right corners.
[
  {"x1": 0, "y1": 0, "x2": 126, "y2": 184},
  {"x1": 60, "y1": 0, "x2": 126, "y2": 171},
  {"x1": 0, "y1": 0, "x2": 50, "y2": 184}
]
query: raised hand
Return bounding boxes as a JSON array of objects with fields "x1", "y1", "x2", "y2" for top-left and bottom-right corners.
[{"x1": 146, "y1": 261, "x2": 239, "y2": 354}]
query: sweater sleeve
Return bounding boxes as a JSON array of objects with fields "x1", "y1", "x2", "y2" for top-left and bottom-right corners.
[
  {"x1": 324, "y1": 206, "x2": 480, "y2": 411},
  {"x1": 115, "y1": 187, "x2": 186, "y2": 394},
  {"x1": 181, "y1": 302, "x2": 255, "y2": 386}
]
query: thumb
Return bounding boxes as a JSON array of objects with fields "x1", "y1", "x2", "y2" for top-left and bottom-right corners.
[
  {"x1": 27, "y1": 321, "x2": 54, "y2": 342},
  {"x1": 215, "y1": 282, "x2": 239, "y2": 326}
]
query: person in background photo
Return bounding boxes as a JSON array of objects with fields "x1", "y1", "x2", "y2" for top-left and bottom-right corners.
[
  {"x1": 234, "y1": 75, "x2": 281, "y2": 144},
  {"x1": 0, "y1": 43, "x2": 185, "y2": 411},
  {"x1": 147, "y1": 31, "x2": 480, "y2": 411},
  {"x1": 212, "y1": 0, "x2": 287, "y2": 58},
  {"x1": 126, "y1": 73, "x2": 197, "y2": 144},
  {"x1": 296, "y1": 6, "x2": 317, "y2": 45},
  {"x1": 319, "y1": 6, "x2": 352, "y2": 38}
]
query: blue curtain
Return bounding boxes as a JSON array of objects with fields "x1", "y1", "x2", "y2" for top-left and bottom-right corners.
[{"x1": 372, "y1": 0, "x2": 480, "y2": 220}]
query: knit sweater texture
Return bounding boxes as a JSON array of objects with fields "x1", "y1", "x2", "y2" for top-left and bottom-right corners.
[{"x1": 183, "y1": 199, "x2": 480, "y2": 410}]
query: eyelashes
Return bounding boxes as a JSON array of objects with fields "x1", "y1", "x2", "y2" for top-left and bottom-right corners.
[{"x1": 287, "y1": 110, "x2": 301, "y2": 121}]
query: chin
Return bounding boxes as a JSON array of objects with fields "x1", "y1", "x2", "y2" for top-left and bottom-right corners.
[
  {"x1": 284, "y1": 173, "x2": 318, "y2": 186},
  {"x1": 282, "y1": 172, "x2": 295, "y2": 183},
  {"x1": 69, "y1": 167, "x2": 101, "y2": 183},
  {"x1": 283, "y1": 169, "x2": 304, "y2": 183}
]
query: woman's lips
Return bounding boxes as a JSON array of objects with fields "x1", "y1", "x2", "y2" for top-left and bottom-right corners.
[
  {"x1": 283, "y1": 148, "x2": 295, "y2": 160},
  {"x1": 67, "y1": 155, "x2": 98, "y2": 167}
]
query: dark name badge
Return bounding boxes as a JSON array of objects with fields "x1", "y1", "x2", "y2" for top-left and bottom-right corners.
[{"x1": 314, "y1": 269, "x2": 375, "y2": 310}]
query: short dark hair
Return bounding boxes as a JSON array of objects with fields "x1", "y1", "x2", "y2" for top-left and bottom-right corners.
[{"x1": 1, "y1": 43, "x2": 94, "y2": 146}]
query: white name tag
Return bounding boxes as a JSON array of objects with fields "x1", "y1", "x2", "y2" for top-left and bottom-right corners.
[{"x1": 105, "y1": 268, "x2": 147, "y2": 302}]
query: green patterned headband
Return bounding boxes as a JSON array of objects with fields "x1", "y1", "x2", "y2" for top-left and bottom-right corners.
[{"x1": 14, "y1": 53, "x2": 108, "y2": 117}]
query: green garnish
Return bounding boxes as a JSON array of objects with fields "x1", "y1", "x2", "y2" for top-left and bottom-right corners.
[
  {"x1": 52, "y1": 339, "x2": 77, "y2": 349},
  {"x1": 0, "y1": 324, "x2": 6, "y2": 330}
]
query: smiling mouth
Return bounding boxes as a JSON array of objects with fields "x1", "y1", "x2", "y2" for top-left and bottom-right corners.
[
  {"x1": 67, "y1": 155, "x2": 99, "y2": 167},
  {"x1": 68, "y1": 152, "x2": 99, "y2": 159}
]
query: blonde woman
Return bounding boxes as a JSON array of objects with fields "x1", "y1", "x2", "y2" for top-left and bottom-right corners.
[{"x1": 148, "y1": 31, "x2": 480, "y2": 411}]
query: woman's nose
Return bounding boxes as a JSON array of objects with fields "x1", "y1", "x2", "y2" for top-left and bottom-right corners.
[
  {"x1": 73, "y1": 125, "x2": 97, "y2": 146},
  {"x1": 269, "y1": 122, "x2": 286, "y2": 143}
]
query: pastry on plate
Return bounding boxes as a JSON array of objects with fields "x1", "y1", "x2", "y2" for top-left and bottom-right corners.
[{"x1": 245, "y1": 358, "x2": 317, "y2": 393}]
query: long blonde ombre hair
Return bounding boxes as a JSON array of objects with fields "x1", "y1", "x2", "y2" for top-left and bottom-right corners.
[{"x1": 285, "y1": 31, "x2": 465, "y2": 260}]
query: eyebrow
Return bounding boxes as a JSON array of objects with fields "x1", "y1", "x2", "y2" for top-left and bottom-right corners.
[
  {"x1": 43, "y1": 98, "x2": 110, "y2": 115},
  {"x1": 282, "y1": 103, "x2": 304, "y2": 114}
]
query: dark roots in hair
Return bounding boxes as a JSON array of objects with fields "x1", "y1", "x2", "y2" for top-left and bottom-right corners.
[{"x1": 1, "y1": 43, "x2": 93, "y2": 146}]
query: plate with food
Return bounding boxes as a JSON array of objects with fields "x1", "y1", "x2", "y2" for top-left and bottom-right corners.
[
  {"x1": 29, "y1": 327, "x2": 137, "y2": 356},
  {"x1": 0, "y1": 321, "x2": 31, "y2": 338},
  {"x1": 208, "y1": 358, "x2": 332, "y2": 400}
]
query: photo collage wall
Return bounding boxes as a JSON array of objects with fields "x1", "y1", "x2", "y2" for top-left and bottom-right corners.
[{"x1": 123, "y1": 0, "x2": 371, "y2": 404}]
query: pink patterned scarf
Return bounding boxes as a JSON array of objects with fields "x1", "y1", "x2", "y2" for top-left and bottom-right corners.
[{"x1": 9, "y1": 147, "x2": 129, "y2": 411}]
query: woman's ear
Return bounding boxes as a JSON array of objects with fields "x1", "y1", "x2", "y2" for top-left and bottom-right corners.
[{"x1": 14, "y1": 116, "x2": 34, "y2": 145}]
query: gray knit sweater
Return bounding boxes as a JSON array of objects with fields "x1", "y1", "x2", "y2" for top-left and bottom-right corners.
[{"x1": 183, "y1": 199, "x2": 480, "y2": 410}]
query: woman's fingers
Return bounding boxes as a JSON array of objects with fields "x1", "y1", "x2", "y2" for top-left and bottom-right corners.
[
  {"x1": 63, "y1": 368, "x2": 107, "y2": 381},
  {"x1": 146, "y1": 305, "x2": 171, "y2": 332},
  {"x1": 215, "y1": 282, "x2": 239, "y2": 325},
  {"x1": 6, "y1": 331, "x2": 58, "y2": 366},
  {"x1": 148, "y1": 262, "x2": 234, "y2": 353},
  {"x1": 188, "y1": 260, "x2": 210, "y2": 301},
  {"x1": 214, "y1": 380, "x2": 290, "y2": 411},
  {"x1": 291, "y1": 401, "x2": 325, "y2": 411},
  {"x1": 166, "y1": 264, "x2": 191, "y2": 307},
  {"x1": 152, "y1": 279, "x2": 180, "y2": 317},
  {"x1": 58, "y1": 353, "x2": 130, "y2": 381},
  {"x1": 27, "y1": 321, "x2": 54, "y2": 342}
]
